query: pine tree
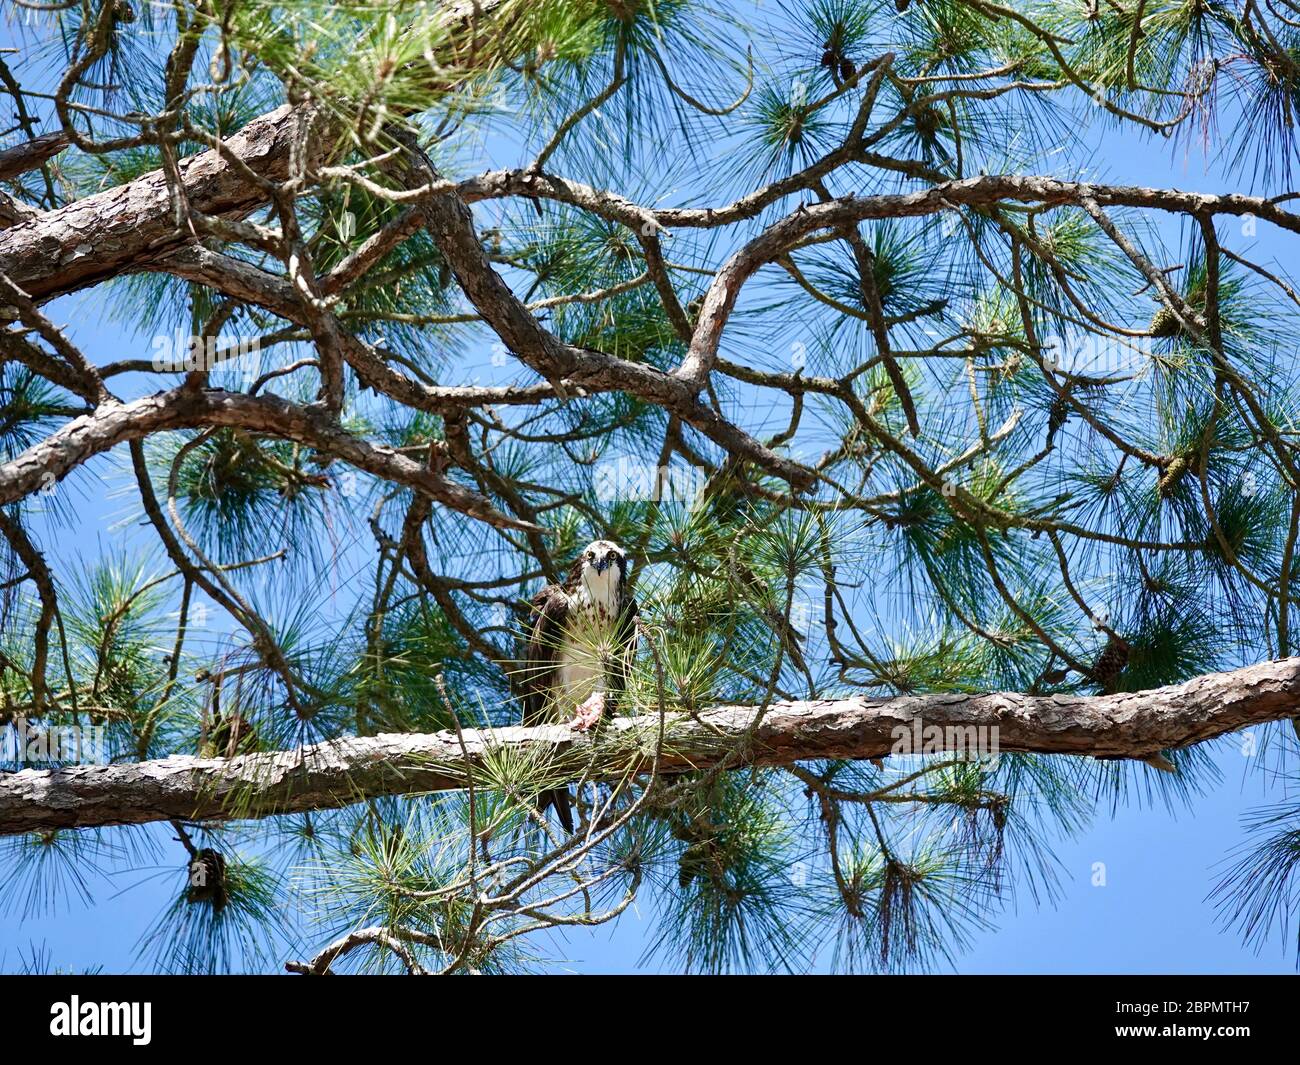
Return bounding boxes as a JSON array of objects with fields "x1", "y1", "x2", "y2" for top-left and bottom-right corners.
[{"x1": 1, "y1": 0, "x2": 1300, "y2": 974}]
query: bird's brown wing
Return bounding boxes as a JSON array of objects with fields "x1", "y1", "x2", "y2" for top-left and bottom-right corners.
[
  {"x1": 522, "y1": 583, "x2": 570, "y2": 727},
  {"x1": 521, "y1": 583, "x2": 576, "y2": 833}
]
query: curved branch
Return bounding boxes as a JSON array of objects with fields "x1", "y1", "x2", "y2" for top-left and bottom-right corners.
[{"x1": 0, "y1": 387, "x2": 537, "y2": 530}]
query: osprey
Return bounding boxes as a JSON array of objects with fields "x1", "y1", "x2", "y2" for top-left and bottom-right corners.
[{"x1": 521, "y1": 539, "x2": 637, "y2": 832}]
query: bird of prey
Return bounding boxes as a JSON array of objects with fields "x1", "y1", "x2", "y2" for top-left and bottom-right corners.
[{"x1": 520, "y1": 539, "x2": 638, "y2": 832}]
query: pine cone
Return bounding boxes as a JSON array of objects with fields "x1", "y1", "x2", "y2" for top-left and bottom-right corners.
[
  {"x1": 1090, "y1": 635, "x2": 1130, "y2": 693},
  {"x1": 914, "y1": 106, "x2": 944, "y2": 137},
  {"x1": 207, "y1": 711, "x2": 257, "y2": 758},
  {"x1": 187, "y1": 849, "x2": 229, "y2": 914},
  {"x1": 1157, "y1": 455, "x2": 1191, "y2": 498},
  {"x1": 1149, "y1": 306, "x2": 1181, "y2": 338},
  {"x1": 1046, "y1": 396, "x2": 1069, "y2": 448}
]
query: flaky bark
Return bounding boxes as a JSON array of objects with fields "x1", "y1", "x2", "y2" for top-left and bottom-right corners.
[
  {"x1": 2, "y1": 657, "x2": 1297, "y2": 836},
  {"x1": 0, "y1": 105, "x2": 323, "y2": 301},
  {"x1": 0, "y1": 0, "x2": 507, "y2": 301}
]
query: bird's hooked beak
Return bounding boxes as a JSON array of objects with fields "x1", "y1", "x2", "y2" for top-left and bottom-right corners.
[{"x1": 593, "y1": 556, "x2": 612, "y2": 574}]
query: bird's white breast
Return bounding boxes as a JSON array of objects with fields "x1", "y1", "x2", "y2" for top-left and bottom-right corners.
[
  {"x1": 576, "y1": 566, "x2": 621, "y2": 615},
  {"x1": 554, "y1": 576, "x2": 620, "y2": 707},
  {"x1": 557, "y1": 645, "x2": 602, "y2": 704}
]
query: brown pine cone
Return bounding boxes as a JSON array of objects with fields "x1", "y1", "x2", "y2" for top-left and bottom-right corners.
[
  {"x1": 1090, "y1": 635, "x2": 1130, "y2": 693},
  {"x1": 186, "y1": 849, "x2": 228, "y2": 914}
]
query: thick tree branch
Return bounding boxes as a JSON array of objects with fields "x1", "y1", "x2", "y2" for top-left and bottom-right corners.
[
  {"x1": 0, "y1": 104, "x2": 325, "y2": 301},
  {"x1": 2, "y1": 657, "x2": 1297, "y2": 836},
  {"x1": 0, "y1": 0, "x2": 512, "y2": 301}
]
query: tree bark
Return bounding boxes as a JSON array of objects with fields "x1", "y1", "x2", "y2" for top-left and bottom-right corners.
[
  {"x1": 2, "y1": 657, "x2": 1296, "y2": 836},
  {"x1": 0, "y1": 0, "x2": 508, "y2": 302},
  {"x1": 0, "y1": 105, "x2": 324, "y2": 301},
  {"x1": 0, "y1": 131, "x2": 70, "y2": 182}
]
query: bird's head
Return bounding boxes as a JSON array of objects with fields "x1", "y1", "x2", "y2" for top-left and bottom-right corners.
[
  {"x1": 578, "y1": 539, "x2": 626, "y2": 578},
  {"x1": 568, "y1": 540, "x2": 628, "y2": 610}
]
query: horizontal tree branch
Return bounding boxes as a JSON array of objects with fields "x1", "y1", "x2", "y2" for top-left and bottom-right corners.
[
  {"x1": 460, "y1": 168, "x2": 1300, "y2": 234},
  {"x1": 2, "y1": 657, "x2": 1297, "y2": 836}
]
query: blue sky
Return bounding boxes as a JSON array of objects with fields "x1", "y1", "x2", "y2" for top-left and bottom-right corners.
[{"x1": 2, "y1": 5, "x2": 1300, "y2": 974}]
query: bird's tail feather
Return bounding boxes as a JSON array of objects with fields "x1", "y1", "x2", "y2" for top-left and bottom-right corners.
[{"x1": 536, "y1": 787, "x2": 574, "y2": 833}]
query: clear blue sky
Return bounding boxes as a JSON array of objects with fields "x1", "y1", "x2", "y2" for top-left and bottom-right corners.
[{"x1": 1, "y1": 7, "x2": 1298, "y2": 974}]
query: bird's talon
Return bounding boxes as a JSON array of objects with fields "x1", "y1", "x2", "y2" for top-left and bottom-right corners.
[{"x1": 570, "y1": 692, "x2": 606, "y2": 732}]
